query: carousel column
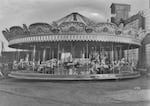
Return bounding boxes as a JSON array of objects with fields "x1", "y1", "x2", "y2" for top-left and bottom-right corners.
[
  {"x1": 49, "y1": 47, "x2": 51, "y2": 59},
  {"x1": 52, "y1": 47, "x2": 54, "y2": 59},
  {"x1": 132, "y1": 47, "x2": 135, "y2": 64},
  {"x1": 127, "y1": 45, "x2": 130, "y2": 62},
  {"x1": 99, "y1": 43, "x2": 102, "y2": 61},
  {"x1": 57, "y1": 42, "x2": 60, "y2": 75},
  {"x1": 15, "y1": 49, "x2": 18, "y2": 61},
  {"x1": 43, "y1": 48, "x2": 46, "y2": 62},
  {"x1": 38, "y1": 50, "x2": 41, "y2": 65},
  {"x1": 82, "y1": 45, "x2": 85, "y2": 58},
  {"x1": 119, "y1": 46, "x2": 122, "y2": 60},
  {"x1": 86, "y1": 42, "x2": 89, "y2": 71},
  {"x1": 70, "y1": 42, "x2": 74, "y2": 75},
  {"x1": 57, "y1": 43, "x2": 60, "y2": 60},
  {"x1": 111, "y1": 43, "x2": 114, "y2": 73},
  {"x1": 114, "y1": 47, "x2": 118, "y2": 61},
  {"x1": 25, "y1": 53, "x2": 29, "y2": 62},
  {"x1": 86, "y1": 42, "x2": 89, "y2": 58},
  {"x1": 71, "y1": 42, "x2": 74, "y2": 58},
  {"x1": 17, "y1": 49, "x2": 20, "y2": 61},
  {"x1": 95, "y1": 45, "x2": 97, "y2": 52},
  {"x1": 131, "y1": 47, "x2": 133, "y2": 63},
  {"x1": 32, "y1": 45, "x2": 36, "y2": 71}
]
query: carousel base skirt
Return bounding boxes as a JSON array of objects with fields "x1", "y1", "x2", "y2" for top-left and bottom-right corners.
[{"x1": 8, "y1": 71, "x2": 141, "y2": 81}]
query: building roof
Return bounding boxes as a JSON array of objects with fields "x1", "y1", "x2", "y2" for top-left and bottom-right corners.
[
  {"x1": 142, "y1": 33, "x2": 150, "y2": 44},
  {"x1": 110, "y1": 3, "x2": 131, "y2": 8}
]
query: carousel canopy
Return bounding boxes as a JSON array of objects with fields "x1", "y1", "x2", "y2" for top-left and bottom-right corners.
[
  {"x1": 2, "y1": 12, "x2": 144, "y2": 48},
  {"x1": 55, "y1": 12, "x2": 95, "y2": 26}
]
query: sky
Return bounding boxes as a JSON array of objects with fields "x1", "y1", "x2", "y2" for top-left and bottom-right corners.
[{"x1": 0, "y1": 0, "x2": 149, "y2": 51}]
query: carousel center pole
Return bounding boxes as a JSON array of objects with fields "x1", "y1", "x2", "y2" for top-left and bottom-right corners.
[
  {"x1": 17, "y1": 49, "x2": 20, "y2": 62},
  {"x1": 132, "y1": 46, "x2": 134, "y2": 63},
  {"x1": 49, "y1": 47, "x2": 51, "y2": 60},
  {"x1": 127, "y1": 44, "x2": 130, "y2": 62},
  {"x1": 119, "y1": 46, "x2": 122, "y2": 60},
  {"x1": 15, "y1": 49, "x2": 17, "y2": 61}
]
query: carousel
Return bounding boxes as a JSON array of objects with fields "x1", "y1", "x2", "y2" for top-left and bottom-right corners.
[{"x1": 2, "y1": 12, "x2": 143, "y2": 80}]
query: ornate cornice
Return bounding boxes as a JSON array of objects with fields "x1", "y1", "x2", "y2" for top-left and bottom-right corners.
[{"x1": 9, "y1": 34, "x2": 141, "y2": 46}]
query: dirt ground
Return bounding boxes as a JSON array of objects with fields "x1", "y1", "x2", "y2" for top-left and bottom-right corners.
[{"x1": 0, "y1": 75, "x2": 150, "y2": 106}]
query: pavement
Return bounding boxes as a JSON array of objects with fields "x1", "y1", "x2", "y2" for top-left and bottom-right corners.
[{"x1": 0, "y1": 75, "x2": 150, "y2": 106}]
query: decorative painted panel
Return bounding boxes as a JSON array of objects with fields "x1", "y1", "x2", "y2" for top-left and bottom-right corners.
[
  {"x1": 59, "y1": 22, "x2": 85, "y2": 33},
  {"x1": 29, "y1": 23, "x2": 51, "y2": 34}
]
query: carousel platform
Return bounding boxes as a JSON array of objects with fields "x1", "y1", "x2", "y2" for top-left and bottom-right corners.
[{"x1": 8, "y1": 71, "x2": 141, "y2": 81}]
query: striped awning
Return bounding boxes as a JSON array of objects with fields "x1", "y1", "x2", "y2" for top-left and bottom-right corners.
[{"x1": 9, "y1": 34, "x2": 141, "y2": 46}]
